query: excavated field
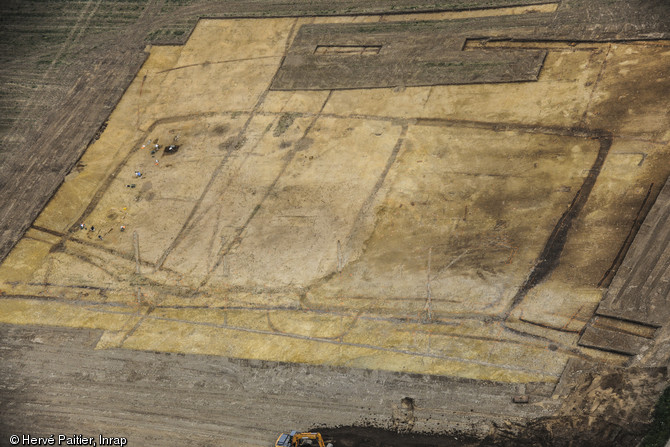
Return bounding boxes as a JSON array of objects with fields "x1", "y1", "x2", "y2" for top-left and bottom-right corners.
[{"x1": 1, "y1": 1, "x2": 670, "y2": 446}]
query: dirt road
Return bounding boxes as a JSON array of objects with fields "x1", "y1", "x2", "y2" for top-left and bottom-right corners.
[{"x1": 0, "y1": 323, "x2": 558, "y2": 447}]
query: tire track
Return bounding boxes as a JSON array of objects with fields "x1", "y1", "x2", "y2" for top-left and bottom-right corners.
[{"x1": 1, "y1": 0, "x2": 99, "y2": 146}]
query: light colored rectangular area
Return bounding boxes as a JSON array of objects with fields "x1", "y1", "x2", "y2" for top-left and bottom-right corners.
[
  {"x1": 1, "y1": 13, "x2": 669, "y2": 383},
  {"x1": 121, "y1": 309, "x2": 561, "y2": 382},
  {"x1": 309, "y1": 125, "x2": 600, "y2": 316},
  {"x1": 160, "y1": 113, "x2": 312, "y2": 280},
  {"x1": 215, "y1": 117, "x2": 404, "y2": 287}
]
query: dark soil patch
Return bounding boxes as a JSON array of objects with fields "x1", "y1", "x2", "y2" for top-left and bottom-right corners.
[
  {"x1": 274, "y1": 113, "x2": 296, "y2": 137},
  {"x1": 641, "y1": 386, "x2": 670, "y2": 447},
  {"x1": 314, "y1": 426, "x2": 480, "y2": 447}
]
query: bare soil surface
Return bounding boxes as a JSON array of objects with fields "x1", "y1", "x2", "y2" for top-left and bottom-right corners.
[
  {"x1": 1, "y1": 323, "x2": 664, "y2": 446},
  {"x1": 0, "y1": 324, "x2": 552, "y2": 447},
  {"x1": 2, "y1": 0, "x2": 669, "y2": 263},
  {"x1": 1, "y1": 1, "x2": 670, "y2": 446},
  {"x1": 0, "y1": 0, "x2": 572, "y2": 264}
]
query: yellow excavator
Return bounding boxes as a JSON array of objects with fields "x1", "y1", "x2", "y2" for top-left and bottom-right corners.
[{"x1": 274, "y1": 431, "x2": 334, "y2": 447}]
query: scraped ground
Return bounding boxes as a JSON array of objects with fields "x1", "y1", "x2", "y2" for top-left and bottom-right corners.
[{"x1": 1, "y1": 15, "x2": 669, "y2": 388}]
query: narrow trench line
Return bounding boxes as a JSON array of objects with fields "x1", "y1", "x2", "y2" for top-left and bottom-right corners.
[
  {"x1": 0, "y1": 292, "x2": 485, "y2": 328},
  {"x1": 26, "y1": 282, "x2": 113, "y2": 292},
  {"x1": 111, "y1": 312, "x2": 564, "y2": 376},
  {"x1": 598, "y1": 182, "x2": 655, "y2": 287},
  {"x1": 589, "y1": 320, "x2": 657, "y2": 339},
  {"x1": 57, "y1": 240, "x2": 200, "y2": 299},
  {"x1": 65, "y1": 236, "x2": 172, "y2": 275},
  {"x1": 199, "y1": 90, "x2": 334, "y2": 288},
  {"x1": 614, "y1": 211, "x2": 670, "y2": 310},
  {"x1": 118, "y1": 306, "x2": 155, "y2": 348},
  {"x1": 30, "y1": 225, "x2": 65, "y2": 238},
  {"x1": 152, "y1": 95, "x2": 275, "y2": 273},
  {"x1": 0, "y1": 294, "x2": 129, "y2": 308},
  {"x1": 519, "y1": 317, "x2": 582, "y2": 334},
  {"x1": 579, "y1": 43, "x2": 611, "y2": 127},
  {"x1": 334, "y1": 123, "x2": 408, "y2": 276},
  {"x1": 504, "y1": 133, "x2": 612, "y2": 318},
  {"x1": 168, "y1": 113, "x2": 281, "y2": 264},
  {"x1": 0, "y1": 289, "x2": 591, "y2": 362},
  {"x1": 152, "y1": 27, "x2": 300, "y2": 273},
  {"x1": 592, "y1": 313, "x2": 662, "y2": 331},
  {"x1": 155, "y1": 54, "x2": 283, "y2": 74},
  {"x1": 68, "y1": 130, "x2": 155, "y2": 235}
]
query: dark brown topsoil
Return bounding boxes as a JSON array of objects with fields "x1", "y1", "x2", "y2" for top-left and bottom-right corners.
[{"x1": 315, "y1": 426, "x2": 480, "y2": 447}]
